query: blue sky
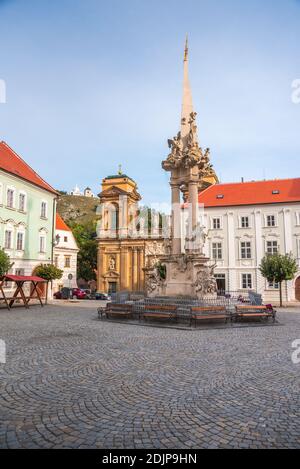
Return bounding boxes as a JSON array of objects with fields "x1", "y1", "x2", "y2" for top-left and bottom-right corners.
[{"x1": 0, "y1": 0, "x2": 299, "y2": 205}]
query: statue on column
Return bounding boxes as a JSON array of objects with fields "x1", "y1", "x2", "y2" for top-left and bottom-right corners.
[{"x1": 162, "y1": 132, "x2": 183, "y2": 170}]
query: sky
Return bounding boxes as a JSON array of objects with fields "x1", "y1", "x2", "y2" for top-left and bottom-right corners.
[{"x1": 0, "y1": 0, "x2": 299, "y2": 205}]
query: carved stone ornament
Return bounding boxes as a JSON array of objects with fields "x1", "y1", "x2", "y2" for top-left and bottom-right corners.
[
  {"x1": 193, "y1": 264, "x2": 217, "y2": 295},
  {"x1": 144, "y1": 267, "x2": 163, "y2": 294},
  {"x1": 162, "y1": 112, "x2": 212, "y2": 172}
]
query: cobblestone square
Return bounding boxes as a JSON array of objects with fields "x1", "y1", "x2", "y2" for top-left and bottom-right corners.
[{"x1": 0, "y1": 304, "x2": 299, "y2": 449}]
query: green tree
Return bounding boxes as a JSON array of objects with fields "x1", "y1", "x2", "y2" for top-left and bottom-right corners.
[
  {"x1": 77, "y1": 239, "x2": 97, "y2": 281},
  {"x1": 0, "y1": 248, "x2": 13, "y2": 277},
  {"x1": 35, "y1": 264, "x2": 63, "y2": 303},
  {"x1": 259, "y1": 252, "x2": 298, "y2": 306},
  {"x1": 156, "y1": 261, "x2": 166, "y2": 280},
  {"x1": 68, "y1": 221, "x2": 97, "y2": 282}
]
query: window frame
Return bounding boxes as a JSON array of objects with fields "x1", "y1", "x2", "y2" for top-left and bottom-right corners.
[
  {"x1": 241, "y1": 273, "x2": 252, "y2": 289},
  {"x1": 212, "y1": 242, "x2": 222, "y2": 260},
  {"x1": 240, "y1": 241, "x2": 252, "y2": 259},
  {"x1": 266, "y1": 214, "x2": 277, "y2": 228},
  {"x1": 64, "y1": 255, "x2": 71, "y2": 268},
  {"x1": 39, "y1": 234, "x2": 46, "y2": 253},
  {"x1": 16, "y1": 231, "x2": 24, "y2": 251},
  {"x1": 6, "y1": 187, "x2": 15, "y2": 209},
  {"x1": 4, "y1": 229, "x2": 13, "y2": 249},
  {"x1": 266, "y1": 240, "x2": 278, "y2": 255},
  {"x1": 212, "y1": 217, "x2": 221, "y2": 230},
  {"x1": 240, "y1": 216, "x2": 250, "y2": 228},
  {"x1": 40, "y1": 201, "x2": 48, "y2": 219},
  {"x1": 18, "y1": 191, "x2": 27, "y2": 212}
]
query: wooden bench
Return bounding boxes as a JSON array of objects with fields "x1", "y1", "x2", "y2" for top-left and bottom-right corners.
[
  {"x1": 190, "y1": 306, "x2": 229, "y2": 327},
  {"x1": 141, "y1": 304, "x2": 177, "y2": 322},
  {"x1": 234, "y1": 305, "x2": 276, "y2": 322},
  {"x1": 98, "y1": 303, "x2": 133, "y2": 320}
]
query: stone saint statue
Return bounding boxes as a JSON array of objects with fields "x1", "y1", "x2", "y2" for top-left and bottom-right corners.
[
  {"x1": 162, "y1": 132, "x2": 183, "y2": 169},
  {"x1": 109, "y1": 257, "x2": 116, "y2": 271}
]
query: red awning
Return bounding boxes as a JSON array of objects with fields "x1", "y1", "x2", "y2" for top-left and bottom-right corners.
[{"x1": 0, "y1": 275, "x2": 46, "y2": 283}]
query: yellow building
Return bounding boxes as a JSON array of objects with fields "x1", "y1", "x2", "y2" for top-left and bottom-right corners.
[{"x1": 96, "y1": 172, "x2": 165, "y2": 294}]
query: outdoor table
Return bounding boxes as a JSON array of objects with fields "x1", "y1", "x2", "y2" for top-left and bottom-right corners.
[{"x1": 0, "y1": 274, "x2": 47, "y2": 309}]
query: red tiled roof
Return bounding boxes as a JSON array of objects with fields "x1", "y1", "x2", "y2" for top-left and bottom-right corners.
[
  {"x1": 199, "y1": 178, "x2": 300, "y2": 207},
  {"x1": 0, "y1": 141, "x2": 57, "y2": 194},
  {"x1": 56, "y1": 213, "x2": 71, "y2": 231}
]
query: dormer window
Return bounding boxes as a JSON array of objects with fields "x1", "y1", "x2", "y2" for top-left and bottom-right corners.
[
  {"x1": 216, "y1": 194, "x2": 224, "y2": 199},
  {"x1": 272, "y1": 190, "x2": 280, "y2": 195}
]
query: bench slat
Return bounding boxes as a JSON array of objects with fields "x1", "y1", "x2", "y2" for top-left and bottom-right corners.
[
  {"x1": 192, "y1": 314, "x2": 228, "y2": 320},
  {"x1": 147, "y1": 305, "x2": 177, "y2": 311},
  {"x1": 191, "y1": 306, "x2": 226, "y2": 312}
]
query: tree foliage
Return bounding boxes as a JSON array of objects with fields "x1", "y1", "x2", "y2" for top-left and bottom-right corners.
[
  {"x1": 68, "y1": 221, "x2": 97, "y2": 281},
  {"x1": 156, "y1": 261, "x2": 166, "y2": 280},
  {"x1": 259, "y1": 253, "x2": 298, "y2": 284},
  {"x1": 35, "y1": 264, "x2": 63, "y2": 281},
  {"x1": 0, "y1": 248, "x2": 13, "y2": 277},
  {"x1": 259, "y1": 252, "x2": 298, "y2": 306}
]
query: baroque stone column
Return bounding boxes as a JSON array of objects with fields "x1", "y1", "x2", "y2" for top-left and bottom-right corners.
[
  {"x1": 120, "y1": 247, "x2": 128, "y2": 290},
  {"x1": 171, "y1": 183, "x2": 181, "y2": 255},
  {"x1": 188, "y1": 180, "x2": 198, "y2": 231}
]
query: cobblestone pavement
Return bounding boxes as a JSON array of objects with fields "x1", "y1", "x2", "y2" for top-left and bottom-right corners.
[{"x1": 0, "y1": 304, "x2": 299, "y2": 449}]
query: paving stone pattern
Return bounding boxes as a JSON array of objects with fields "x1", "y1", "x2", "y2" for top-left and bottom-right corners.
[{"x1": 0, "y1": 305, "x2": 299, "y2": 449}]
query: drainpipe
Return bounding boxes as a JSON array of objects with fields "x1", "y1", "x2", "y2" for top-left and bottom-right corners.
[{"x1": 49, "y1": 196, "x2": 57, "y2": 301}]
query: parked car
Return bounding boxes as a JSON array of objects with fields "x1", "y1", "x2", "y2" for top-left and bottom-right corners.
[
  {"x1": 94, "y1": 292, "x2": 111, "y2": 301},
  {"x1": 81, "y1": 289, "x2": 93, "y2": 299},
  {"x1": 53, "y1": 288, "x2": 87, "y2": 300}
]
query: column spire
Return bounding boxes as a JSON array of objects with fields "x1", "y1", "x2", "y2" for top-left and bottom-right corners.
[{"x1": 181, "y1": 35, "x2": 197, "y2": 146}]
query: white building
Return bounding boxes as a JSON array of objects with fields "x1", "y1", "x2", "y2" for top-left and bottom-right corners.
[
  {"x1": 70, "y1": 185, "x2": 82, "y2": 196},
  {"x1": 84, "y1": 187, "x2": 94, "y2": 198},
  {"x1": 196, "y1": 178, "x2": 300, "y2": 304},
  {"x1": 53, "y1": 214, "x2": 79, "y2": 292}
]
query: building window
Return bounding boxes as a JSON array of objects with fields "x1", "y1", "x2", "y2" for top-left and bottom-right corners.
[
  {"x1": 241, "y1": 241, "x2": 251, "y2": 259},
  {"x1": 266, "y1": 240, "x2": 278, "y2": 255},
  {"x1": 241, "y1": 273, "x2": 252, "y2": 289},
  {"x1": 240, "y1": 216, "x2": 249, "y2": 228},
  {"x1": 296, "y1": 212, "x2": 300, "y2": 226},
  {"x1": 54, "y1": 255, "x2": 59, "y2": 267},
  {"x1": 19, "y1": 193, "x2": 26, "y2": 212},
  {"x1": 64, "y1": 236, "x2": 68, "y2": 243},
  {"x1": 267, "y1": 280, "x2": 279, "y2": 289},
  {"x1": 212, "y1": 242, "x2": 222, "y2": 260},
  {"x1": 39, "y1": 236, "x2": 46, "y2": 253},
  {"x1": 41, "y1": 202, "x2": 47, "y2": 218},
  {"x1": 0, "y1": 183, "x2": 3, "y2": 204},
  {"x1": 7, "y1": 188, "x2": 14, "y2": 208},
  {"x1": 4, "y1": 230, "x2": 12, "y2": 249},
  {"x1": 212, "y1": 218, "x2": 221, "y2": 229},
  {"x1": 266, "y1": 215, "x2": 276, "y2": 227},
  {"x1": 64, "y1": 256, "x2": 71, "y2": 268},
  {"x1": 15, "y1": 268, "x2": 25, "y2": 276},
  {"x1": 16, "y1": 232, "x2": 24, "y2": 250}
]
